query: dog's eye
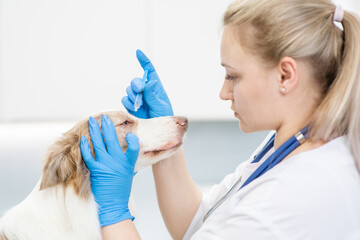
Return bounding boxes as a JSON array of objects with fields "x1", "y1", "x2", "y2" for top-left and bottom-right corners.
[{"x1": 120, "y1": 120, "x2": 130, "y2": 125}]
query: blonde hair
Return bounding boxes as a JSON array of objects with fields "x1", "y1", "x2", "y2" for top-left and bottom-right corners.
[{"x1": 224, "y1": 0, "x2": 360, "y2": 171}]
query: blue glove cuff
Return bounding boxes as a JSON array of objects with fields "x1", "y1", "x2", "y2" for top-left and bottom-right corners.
[{"x1": 99, "y1": 207, "x2": 135, "y2": 227}]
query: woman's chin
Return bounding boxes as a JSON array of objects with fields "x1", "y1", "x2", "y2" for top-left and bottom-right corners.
[{"x1": 238, "y1": 121, "x2": 256, "y2": 133}]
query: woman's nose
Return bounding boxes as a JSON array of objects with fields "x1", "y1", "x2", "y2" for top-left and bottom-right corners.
[{"x1": 219, "y1": 81, "x2": 233, "y2": 101}]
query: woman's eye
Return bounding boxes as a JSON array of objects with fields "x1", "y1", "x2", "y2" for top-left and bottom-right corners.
[{"x1": 225, "y1": 74, "x2": 236, "y2": 81}]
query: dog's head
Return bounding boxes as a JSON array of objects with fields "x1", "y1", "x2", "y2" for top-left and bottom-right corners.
[{"x1": 39, "y1": 111, "x2": 188, "y2": 198}]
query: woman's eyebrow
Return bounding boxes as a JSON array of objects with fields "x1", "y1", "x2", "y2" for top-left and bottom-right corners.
[{"x1": 221, "y1": 62, "x2": 237, "y2": 70}]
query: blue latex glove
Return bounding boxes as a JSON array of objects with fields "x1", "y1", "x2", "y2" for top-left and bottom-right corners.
[
  {"x1": 121, "y1": 49, "x2": 174, "y2": 119},
  {"x1": 80, "y1": 114, "x2": 139, "y2": 227}
]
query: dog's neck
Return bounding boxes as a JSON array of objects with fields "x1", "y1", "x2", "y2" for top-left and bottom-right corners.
[{"x1": 0, "y1": 178, "x2": 101, "y2": 240}]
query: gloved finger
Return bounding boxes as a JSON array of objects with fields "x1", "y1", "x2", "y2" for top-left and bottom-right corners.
[
  {"x1": 145, "y1": 78, "x2": 167, "y2": 94},
  {"x1": 126, "y1": 86, "x2": 137, "y2": 103},
  {"x1": 143, "y1": 80, "x2": 162, "y2": 104},
  {"x1": 101, "y1": 114, "x2": 125, "y2": 158},
  {"x1": 136, "y1": 49, "x2": 160, "y2": 81},
  {"x1": 131, "y1": 77, "x2": 144, "y2": 93},
  {"x1": 88, "y1": 116, "x2": 107, "y2": 161},
  {"x1": 122, "y1": 96, "x2": 149, "y2": 119},
  {"x1": 143, "y1": 80, "x2": 174, "y2": 117},
  {"x1": 122, "y1": 96, "x2": 136, "y2": 112},
  {"x1": 125, "y1": 133, "x2": 140, "y2": 167},
  {"x1": 144, "y1": 80, "x2": 172, "y2": 104},
  {"x1": 80, "y1": 136, "x2": 97, "y2": 169},
  {"x1": 126, "y1": 86, "x2": 144, "y2": 108}
]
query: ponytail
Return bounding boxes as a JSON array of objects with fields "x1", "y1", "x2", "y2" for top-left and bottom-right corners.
[{"x1": 310, "y1": 11, "x2": 360, "y2": 171}]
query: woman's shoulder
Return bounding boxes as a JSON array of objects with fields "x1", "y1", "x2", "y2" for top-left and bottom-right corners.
[
  {"x1": 283, "y1": 135, "x2": 355, "y2": 168},
  {"x1": 229, "y1": 135, "x2": 360, "y2": 239},
  {"x1": 234, "y1": 135, "x2": 360, "y2": 203},
  {"x1": 233, "y1": 135, "x2": 358, "y2": 205},
  {"x1": 268, "y1": 135, "x2": 359, "y2": 189}
]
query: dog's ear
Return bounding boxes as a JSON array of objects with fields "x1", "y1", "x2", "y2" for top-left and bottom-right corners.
[{"x1": 40, "y1": 128, "x2": 91, "y2": 199}]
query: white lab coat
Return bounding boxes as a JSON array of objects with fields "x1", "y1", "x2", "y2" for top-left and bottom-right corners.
[{"x1": 184, "y1": 132, "x2": 360, "y2": 240}]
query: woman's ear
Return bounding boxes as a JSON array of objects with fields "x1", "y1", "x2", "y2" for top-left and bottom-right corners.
[{"x1": 278, "y1": 56, "x2": 298, "y2": 94}]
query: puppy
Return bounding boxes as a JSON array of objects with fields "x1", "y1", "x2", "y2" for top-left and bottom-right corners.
[{"x1": 0, "y1": 111, "x2": 188, "y2": 240}]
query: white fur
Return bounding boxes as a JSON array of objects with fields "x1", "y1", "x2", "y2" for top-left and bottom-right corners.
[
  {"x1": 0, "y1": 179, "x2": 101, "y2": 240},
  {"x1": 135, "y1": 116, "x2": 186, "y2": 170},
  {"x1": 0, "y1": 113, "x2": 187, "y2": 240}
]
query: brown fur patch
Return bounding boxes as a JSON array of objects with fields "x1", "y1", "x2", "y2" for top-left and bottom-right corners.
[
  {"x1": 40, "y1": 119, "x2": 92, "y2": 199},
  {"x1": 39, "y1": 111, "x2": 135, "y2": 200}
]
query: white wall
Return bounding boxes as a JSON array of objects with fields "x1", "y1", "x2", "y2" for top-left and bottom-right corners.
[
  {"x1": 0, "y1": 0, "x2": 233, "y2": 122},
  {"x1": 334, "y1": 0, "x2": 360, "y2": 10},
  {"x1": 0, "y1": 0, "x2": 4, "y2": 122},
  {"x1": 0, "y1": 0, "x2": 359, "y2": 122}
]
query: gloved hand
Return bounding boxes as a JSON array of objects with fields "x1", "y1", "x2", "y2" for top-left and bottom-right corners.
[
  {"x1": 121, "y1": 49, "x2": 174, "y2": 119},
  {"x1": 80, "y1": 114, "x2": 139, "y2": 227}
]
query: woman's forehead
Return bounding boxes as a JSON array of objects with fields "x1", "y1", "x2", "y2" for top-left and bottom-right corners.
[
  {"x1": 221, "y1": 28, "x2": 246, "y2": 62},
  {"x1": 221, "y1": 27, "x2": 263, "y2": 70}
]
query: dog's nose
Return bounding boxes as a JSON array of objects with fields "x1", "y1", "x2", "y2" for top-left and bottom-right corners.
[{"x1": 176, "y1": 116, "x2": 188, "y2": 131}]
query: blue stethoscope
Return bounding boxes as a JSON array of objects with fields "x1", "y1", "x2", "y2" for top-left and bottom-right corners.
[{"x1": 203, "y1": 126, "x2": 309, "y2": 223}]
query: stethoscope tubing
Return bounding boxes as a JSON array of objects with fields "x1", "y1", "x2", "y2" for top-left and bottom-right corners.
[
  {"x1": 203, "y1": 126, "x2": 308, "y2": 223},
  {"x1": 241, "y1": 126, "x2": 308, "y2": 190}
]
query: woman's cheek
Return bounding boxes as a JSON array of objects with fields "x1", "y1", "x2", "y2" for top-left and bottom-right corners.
[{"x1": 233, "y1": 86, "x2": 245, "y2": 111}]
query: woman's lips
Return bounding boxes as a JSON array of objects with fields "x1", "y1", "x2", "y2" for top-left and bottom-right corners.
[{"x1": 231, "y1": 107, "x2": 240, "y2": 118}]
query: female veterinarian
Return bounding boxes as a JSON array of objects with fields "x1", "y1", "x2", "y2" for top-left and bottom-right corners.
[{"x1": 80, "y1": 0, "x2": 360, "y2": 239}]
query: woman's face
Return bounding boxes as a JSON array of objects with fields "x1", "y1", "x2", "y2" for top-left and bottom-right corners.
[{"x1": 220, "y1": 26, "x2": 281, "y2": 133}]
